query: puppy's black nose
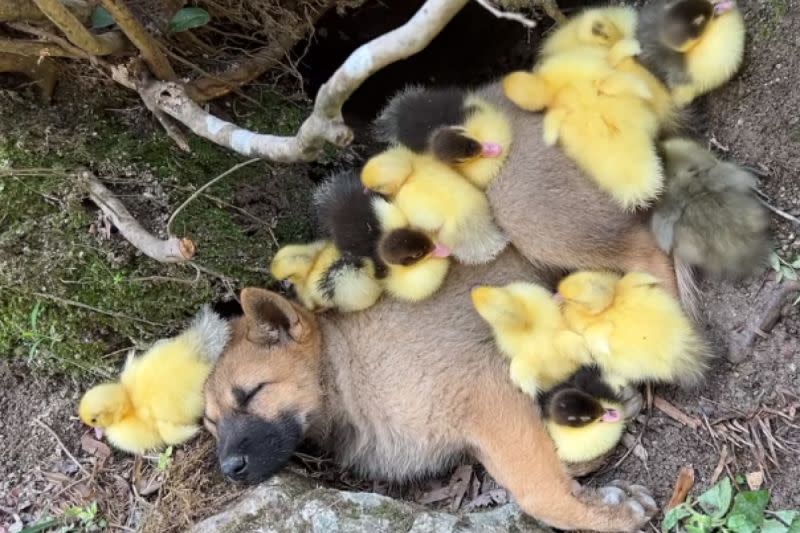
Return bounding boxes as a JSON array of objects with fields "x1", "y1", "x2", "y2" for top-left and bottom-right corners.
[{"x1": 221, "y1": 454, "x2": 248, "y2": 478}]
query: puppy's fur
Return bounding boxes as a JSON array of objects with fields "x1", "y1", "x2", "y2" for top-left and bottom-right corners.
[{"x1": 206, "y1": 255, "x2": 657, "y2": 531}]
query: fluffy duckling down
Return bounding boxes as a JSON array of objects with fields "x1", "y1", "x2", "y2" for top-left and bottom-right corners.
[
  {"x1": 374, "y1": 86, "x2": 513, "y2": 189},
  {"x1": 78, "y1": 306, "x2": 230, "y2": 454},
  {"x1": 471, "y1": 282, "x2": 593, "y2": 396},
  {"x1": 270, "y1": 240, "x2": 383, "y2": 313},
  {"x1": 637, "y1": 0, "x2": 745, "y2": 106},
  {"x1": 557, "y1": 271, "x2": 711, "y2": 391},
  {"x1": 503, "y1": 40, "x2": 664, "y2": 210},
  {"x1": 312, "y1": 170, "x2": 451, "y2": 302},
  {"x1": 362, "y1": 146, "x2": 507, "y2": 265},
  {"x1": 651, "y1": 137, "x2": 770, "y2": 278}
]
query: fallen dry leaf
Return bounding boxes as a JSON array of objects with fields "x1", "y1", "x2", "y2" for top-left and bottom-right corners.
[
  {"x1": 710, "y1": 445, "x2": 731, "y2": 484},
  {"x1": 448, "y1": 464, "x2": 473, "y2": 511},
  {"x1": 654, "y1": 396, "x2": 701, "y2": 429},
  {"x1": 746, "y1": 470, "x2": 764, "y2": 490},
  {"x1": 136, "y1": 472, "x2": 166, "y2": 496},
  {"x1": 666, "y1": 466, "x2": 695, "y2": 510},
  {"x1": 463, "y1": 489, "x2": 509, "y2": 511},
  {"x1": 80, "y1": 433, "x2": 112, "y2": 460}
]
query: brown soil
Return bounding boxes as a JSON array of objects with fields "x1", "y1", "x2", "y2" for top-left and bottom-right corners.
[{"x1": 1, "y1": 0, "x2": 799, "y2": 531}]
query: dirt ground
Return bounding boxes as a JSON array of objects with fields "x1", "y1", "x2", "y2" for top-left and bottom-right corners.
[{"x1": 1, "y1": 0, "x2": 799, "y2": 531}]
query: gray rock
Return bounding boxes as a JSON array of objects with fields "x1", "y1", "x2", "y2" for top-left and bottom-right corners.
[{"x1": 192, "y1": 473, "x2": 553, "y2": 533}]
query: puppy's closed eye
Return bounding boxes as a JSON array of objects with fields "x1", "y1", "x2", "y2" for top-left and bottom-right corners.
[{"x1": 233, "y1": 382, "x2": 269, "y2": 408}]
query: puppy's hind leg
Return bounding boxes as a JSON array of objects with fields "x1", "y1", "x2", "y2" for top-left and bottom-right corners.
[{"x1": 466, "y1": 389, "x2": 656, "y2": 532}]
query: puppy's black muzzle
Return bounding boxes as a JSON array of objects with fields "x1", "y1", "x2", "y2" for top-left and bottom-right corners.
[{"x1": 216, "y1": 412, "x2": 303, "y2": 484}]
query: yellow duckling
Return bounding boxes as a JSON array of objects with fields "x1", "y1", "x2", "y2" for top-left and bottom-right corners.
[
  {"x1": 557, "y1": 271, "x2": 710, "y2": 390},
  {"x1": 503, "y1": 35, "x2": 664, "y2": 210},
  {"x1": 362, "y1": 146, "x2": 507, "y2": 265},
  {"x1": 372, "y1": 197, "x2": 451, "y2": 302},
  {"x1": 637, "y1": 0, "x2": 745, "y2": 106},
  {"x1": 78, "y1": 306, "x2": 229, "y2": 454},
  {"x1": 374, "y1": 86, "x2": 512, "y2": 189},
  {"x1": 270, "y1": 240, "x2": 383, "y2": 312},
  {"x1": 471, "y1": 282, "x2": 592, "y2": 396}
]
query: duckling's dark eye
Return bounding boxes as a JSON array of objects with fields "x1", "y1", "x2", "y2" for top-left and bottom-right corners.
[{"x1": 91, "y1": 418, "x2": 97, "y2": 424}]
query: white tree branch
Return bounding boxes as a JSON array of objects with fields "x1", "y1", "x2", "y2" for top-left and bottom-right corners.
[
  {"x1": 84, "y1": 173, "x2": 196, "y2": 263},
  {"x1": 132, "y1": 0, "x2": 471, "y2": 162}
]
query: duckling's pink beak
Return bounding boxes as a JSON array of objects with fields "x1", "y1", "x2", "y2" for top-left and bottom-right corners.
[
  {"x1": 431, "y1": 243, "x2": 452, "y2": 258},
  {"x1": 481, "y1": 142, "x2": 503, "y2": 158},
  {"x1": 713, "y1": 0, "x2": 734, "y2": 14},
  {"x1": 601, "y1": 409, "x2": 621, "y2": 423},
  {"x1": 552, "y1": 293, "x2": 565, "y2": 304},
  {"x1": 94, "y1": 427, "x2": 105, "y2": 440}
]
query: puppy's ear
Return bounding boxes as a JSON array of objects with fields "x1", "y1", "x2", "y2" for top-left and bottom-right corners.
[{"x1": 240, "y1": 288, "x2": 309, "y2": 345}]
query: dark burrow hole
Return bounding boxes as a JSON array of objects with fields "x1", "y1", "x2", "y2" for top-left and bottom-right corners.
[{"x1": 293, "y1": 0, "x2": 590, "y2": 134}]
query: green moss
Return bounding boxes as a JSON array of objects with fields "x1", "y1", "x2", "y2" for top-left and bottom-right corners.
[{"x1": 0, "y1": 90, "x2": 315, "y2": 378}]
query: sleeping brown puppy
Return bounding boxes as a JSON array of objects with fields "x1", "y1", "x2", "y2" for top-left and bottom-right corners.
[{"x1": 204, "y1": 252, "x2": 657, "y2": 532}]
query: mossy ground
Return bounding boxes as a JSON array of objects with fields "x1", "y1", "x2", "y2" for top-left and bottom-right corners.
[{"x1": 0, "y1": 85, "x2": 314, "y2": 378}]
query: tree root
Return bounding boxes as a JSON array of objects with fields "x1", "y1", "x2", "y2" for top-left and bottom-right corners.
[
  {"x1": 83, "y1": 173, "x2": 196, "y2": 263},
  {"x1": 0, "y1": 38, "x2": 84, "y2": 58},
  {"x1": 0, "y1": 0, "x2": 91, "y2": 24},
  {"x1": 98, "y1": 0, "x2": 176, "y2": 81},
  {"x1": 728, "y1": 281, "x2": 800, "y2": 363},
  {"x1": 0, "y1": 51, "x2": 58, "y2": 102},
  {"x1": 133, "y1": 0, "x2": 470, "y2": 162},
  {"x1": 31, "y1": 0, "x2": 127, "y2": 56}
]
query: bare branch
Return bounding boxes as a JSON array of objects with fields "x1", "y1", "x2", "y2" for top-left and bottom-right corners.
[
  {"x1": 474, "y1": 0, "x2": 537, "y2": 28},
  {"x1": 0, "y1": 0, "x2": 91, "y2": 24},
  {"x1": 729, "y1": 281, "x2": 800, "y2": 362},
  {"x1": 0, "y1": 38, "x2": 84, "y2": 58},
  {"x1": 83, "y1": 172, "x2": 196, "y2": 263},
  {"x1": 98, "y1": 0, "x2": 177, "y2": 81},
  {"x1": 135, "y1": 0, "x2": 470, "y2": 162},
  {"x1": 31, "y1": 0, "x2": 127, "y2": 56}
]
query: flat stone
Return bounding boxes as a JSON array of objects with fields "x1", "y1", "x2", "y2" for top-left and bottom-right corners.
[{"x1": 191, "y1": 472, "x2": 553, "y2": 533}]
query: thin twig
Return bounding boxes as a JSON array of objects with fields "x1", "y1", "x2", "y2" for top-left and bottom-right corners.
[
  {"x1": 473, "y1": 0, "x2": 538, "y2": 27},
  {"x1": 167, "y1": 158, "x2": 261, "y2": 235},
  {"x1": 15, "y1": 289, "x2": 166, "y2": 327},
  {"x1": 756, "y1": 196, "x2": 800, "y2": 226},
  {"x1": 34, "y1": 418, "x2": 90, "y2": 476}
]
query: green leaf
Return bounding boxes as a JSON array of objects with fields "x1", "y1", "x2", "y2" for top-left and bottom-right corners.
[
  {"x1": 770, "y1": 252, "x2": 782, "y2": 272},
  {"x1": 791, "y1": 257, "x2": 800, "y2": 269},
  {"x1": 726, "y1": 490, "x2": 770, "y2": 533},
  {"x1": 91, "y1": 6, "x2": 115, "y2": 29},
  {"x1": 763, "y1": 519, "x2": 789, "y2": 533},
  {"x1": 782, "y1": 266, "x2": 798, "y2": 281},
  {"x1": 19, "y1": 519, "x2": 60, "y2": 533},
  {"x1": 698, "y1": 477, "x2": 733, "y2": 519},
  {"x1": 168, "y1": 7, "x2": 211, "y2": 33},
  {"x1": 788, "y1": 516, "x2": 800, "y2": 533},
  {"x1": 685, "y1": 513, "x2": 715, "y2": 533},
  {"x1": 663, "y1": 504, "x2": 693, "y2": 531}
]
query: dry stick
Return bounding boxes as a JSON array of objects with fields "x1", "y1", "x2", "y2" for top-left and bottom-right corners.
[
  {"x1": 98, "y1": 0, "x2": 177, "y2": 81},
  {"x1": 473, "y1": 0, "x2": 538, "y2": 27},
  {"x1": 729, "y1": 281, "x2": 800, "y2": 362},
  {"x1": 654, "y1": 395, "x2": 701, "y2": 430},
  {"x1": 0, "y1": 0, "x2": 91, "y2": 23},
  {"x1": 138, "y1": 0, "x2": 470, "y2": 162},
  {"x1": 31, "y1": 0, "x2": 126, "y2": 55},
  {"x1": 166, "y1": 158, "x2": 261, "y2": 235},
  {"x1": 758, "y1": 197, "x2": 800, "y2": 226},
  {"x1": 34, "y1": 418, "x2": 91, "y2": 476},
  {"x1": 84, "y1": 173, "x2": 196, "y2": 263}
]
